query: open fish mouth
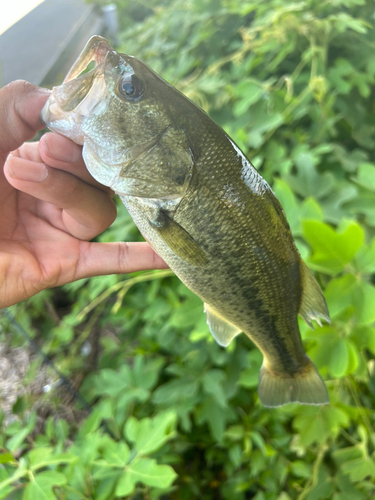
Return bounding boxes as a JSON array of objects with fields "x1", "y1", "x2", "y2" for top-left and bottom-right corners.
[
  {"x1": 41, "y1": 36, "x2": 119, "y2": 143},
  {"x1": 62, "y1": 35, "x2": 113, "y2": 84}
]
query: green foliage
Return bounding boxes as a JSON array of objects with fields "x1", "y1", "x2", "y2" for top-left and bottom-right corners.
[{"x1": 2, "y1": 0, "x2": 375, "y2": 498}]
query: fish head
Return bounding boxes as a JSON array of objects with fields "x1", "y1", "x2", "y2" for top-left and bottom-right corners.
[{"x1": 42, "y1": 36, "x2": 194, "y2": 200}]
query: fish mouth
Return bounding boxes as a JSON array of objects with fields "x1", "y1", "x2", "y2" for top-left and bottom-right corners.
[
  {"x1": 62, "y1": 35, "x2": 114, "y2": 84},
  {"x1": 41, "y1": 36, "x2": 118, "y2": 140},
  {"x1": 47, "y1": 36, "x2": 116, "y2": 113}
]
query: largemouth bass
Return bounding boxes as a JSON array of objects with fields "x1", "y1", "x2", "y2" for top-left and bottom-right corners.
[{"x1": 41, "y1": 36, "x2": 330, "y2": 407}]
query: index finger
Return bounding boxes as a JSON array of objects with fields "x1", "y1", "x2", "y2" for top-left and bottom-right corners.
[{"x1": 39, "y1": 133, "x2": 114, "y2": 195}]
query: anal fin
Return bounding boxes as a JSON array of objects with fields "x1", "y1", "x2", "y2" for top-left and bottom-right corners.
[
  {"x1": 299, "y1": 261, "x2": 330, "y2": 328},
  {"x1": 204, "y1": 303, "x2": 242, "y2": 346}
]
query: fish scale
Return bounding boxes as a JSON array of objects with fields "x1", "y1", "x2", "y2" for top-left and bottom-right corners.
[{"x1": 41, "y1": 35, "x2": 331, "y2": 407}]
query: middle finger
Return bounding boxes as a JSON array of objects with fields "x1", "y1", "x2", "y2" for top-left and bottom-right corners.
[{"x1": 17, "y1": 133, "x2": 114, "y2": 196}]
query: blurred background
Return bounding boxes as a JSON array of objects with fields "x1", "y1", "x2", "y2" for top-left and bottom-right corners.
[
  {"x1": 0, "y1": 0, "x2": 104, "y2": 88},
  {"x1": 1, "y1": 0, "x2": 375, "y2": 499}
]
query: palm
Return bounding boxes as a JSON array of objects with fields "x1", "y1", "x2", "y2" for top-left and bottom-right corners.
[
  {"x1": 0, "y1": 180, "x2": 82, "y2": 302},
  {"x1": 1, "y1": 135, "x2": 167, "y2": 308}
]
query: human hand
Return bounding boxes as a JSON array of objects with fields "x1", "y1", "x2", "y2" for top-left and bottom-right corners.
[{"x1": 0, "y1": 81, "x2": 167, "y2": 308}]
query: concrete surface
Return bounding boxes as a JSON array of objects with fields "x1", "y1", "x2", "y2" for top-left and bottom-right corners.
[{"x1": 0, "y1": 0, "x2": 103, "y2": 88}]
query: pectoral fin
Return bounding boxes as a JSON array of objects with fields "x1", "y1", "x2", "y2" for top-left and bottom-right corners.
[
  {"x1": 149, "y1": 209, "x2": 208, "y2": 266},
  {"x1": 299, "y1": 261, "x2": 330, "y2": 328},
  {"x1": 204, "y1": 303, "x2": 242, "y2": 346}
]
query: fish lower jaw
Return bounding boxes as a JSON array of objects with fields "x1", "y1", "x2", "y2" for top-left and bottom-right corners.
[{"x1": 41, "y1": 98, "x2": 85, "y2": 145}]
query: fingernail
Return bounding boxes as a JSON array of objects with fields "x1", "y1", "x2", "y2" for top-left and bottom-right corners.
[
  {"x1": 43, "y1": 133, "x2": 81, "y2": 162},
  {"x1": 6, "y1": 156, "x2": 48, "y2": 182}
]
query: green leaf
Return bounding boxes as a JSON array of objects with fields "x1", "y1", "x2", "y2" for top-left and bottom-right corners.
[
  {"x1": 354, "y1": 237, "x2": 375, "y2": 273},
  {"x1": 324, "y1": 274, "x2": 357, "y2": 318},
  {"x1": 7, "y1": 412, "x2": 36, "y2": 452},
  {"x1": 329, "y1": 339, "x2": 349, "y2": 378},
  {"x1": 94, "y1": 366, "x2": 132, "y2": 396},
  {"x1": 238, "y1": 350, "x2": 263, "y2": 388},
  {"x1": 293, "y1": 406, "x2": 349, "y2": 447},
  {"x1": 285, "y1": 152, "x2": 335, "y2": 199},
  {"x1": 353, "y1": 281, "x2": 375, "y2": 324},
  {"x1": 152, "y1": 379, "x2": 198, "y2": 405},
  {"x1": 115, "y1": 471, "x2": 135, "y2": 497},
  {"x1": 321, "y1": 183, "x2": 358, "y2": 225},
  {"x1": 224, "y1": 425, "x2": 244, "y2": 441},
  {"x1": 341, "y1": 458, "x2": 375, "y2": 482},
  {"x1": 195, "y1": 398, "x2": 230, "y2": 441},
  {"x1": 352, "y1": 163, "x2": 375, "y2": 192},
  {"x1": 23, "y1": 471, "x2": 66, "y2": 500},
  {"x1": 299, "y1": 197, "x2": 323, "y2": 222},
  {"x1": 132, "y1": 355, "x2": 164, "y2": 391},
  {"x1": 350, "y1": 325, "x2": 375, "y2": 354},
  {"x1": 28, "y1": 447, "x2": 76, "y2": 470},
  {"x1": 101, "y1": 441, "x2": 130, "y2": 467},
  {"x1": 0, "y1": 453, "x2": 15, "y2": 464},
  {"x1": 293, "y1": 410, "x2": 327, "y2": 447},
  {"x1": 273, "y1": 179, "x2": 300, "y2": 234},
  {"x1": 0, "y1": 486, "x2": 14, "y2": 499},
  {"x1": 291, "y1": 460, "x2": 311, "y2": 478},
  {"x1": 346, "y1": 340, "x2": 360, "y2": 374},
  {"x1": 79, "y1": 404, "x2": 111, "y2": 435},
  {"x1": 305, "y1": 478, "x2": 335, "y2": 500},
  {"x1": 169, "y1": 293, "x2": 203, "y2": 328},
  {"x1": 332, "y1": 445, "x2": 363, "y2": 466},
  {"x1": 233, "y1": 82, "x2": 264, "y2": 116},
  {"x1": 345, "y1": 189, "x2": 375, "y2": 227},
  {"x1": 335, "y1": 472, "x2": 367, "y2": 500},
  {"x1": 302, "y1": 220, "x2": 364, "y2": 275},
  {"x1": 202, "y1": 369, "x2": 227, "y2": 408},
  {"x1": 95, "y1": 473, "x2": 122, "y2": 500},
  {"x1": 116, "y1": 458, "x2": 177, "y2": 494},
  {"x1": 308, "y1": 328, "x2": 339, "y2": 370},
  {"x1": 124, "y1": 411, "x2": 177, "y2": 455}
]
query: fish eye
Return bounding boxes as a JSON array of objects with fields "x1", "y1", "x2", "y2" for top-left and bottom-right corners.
[{"x1": 118, "y1": 74, "x2": 144, "y2": 101}]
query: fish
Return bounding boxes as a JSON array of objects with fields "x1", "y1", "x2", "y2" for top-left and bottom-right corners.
[{"x1": 41, "y1": 36, "x2": 331, "y2": 407}]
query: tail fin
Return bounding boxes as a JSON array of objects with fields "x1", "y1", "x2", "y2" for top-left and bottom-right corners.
[{"x1": 258, "y1": 358, "x2": 329, "y2": 407}]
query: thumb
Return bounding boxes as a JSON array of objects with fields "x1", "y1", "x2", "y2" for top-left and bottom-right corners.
[{"x1": 0, "y1": 80, "x2": 50, "y2": 161}]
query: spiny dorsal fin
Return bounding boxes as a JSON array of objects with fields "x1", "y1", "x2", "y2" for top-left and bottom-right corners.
[
  {"x1": 299, "y1": 261, "x2": 330, "y2": 328},
  {"x1": 204, "y1": 303, "x2": 242, "y2": 346}
]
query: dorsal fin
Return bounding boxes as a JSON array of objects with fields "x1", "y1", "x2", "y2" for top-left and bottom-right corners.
[
  {"x1": 299, "y1": 261, "x2": 330, "y2": 328},
  {"x1": 204, "y1": 303, "x2": 242, "y2": 346}
]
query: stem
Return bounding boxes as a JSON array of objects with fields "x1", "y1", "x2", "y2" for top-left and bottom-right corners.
[
  {"x1": 77, "y1": 270, "x2": 174, "y2": 322},
  {"x1": 297, "y1": 443, "x2": 328, "y2": 500}
]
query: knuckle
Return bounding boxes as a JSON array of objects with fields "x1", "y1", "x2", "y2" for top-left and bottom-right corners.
[
  {"x1": 3, "y1": 80, "x2": 38, "y2": 97},
  {"x1": 66, "y1": 176, "x2": 82, "y2": 200},
  {"x1": 118, "y1": 242, "x2": 130, "y2": 268},
  {"x1": 92, "y1": 197, "x2": 117, "y2": 234}
]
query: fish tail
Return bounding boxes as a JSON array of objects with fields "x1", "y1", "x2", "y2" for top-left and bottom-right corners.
[{"x1": 258, "y1": 357, "x2": 329, "y2": 407}]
